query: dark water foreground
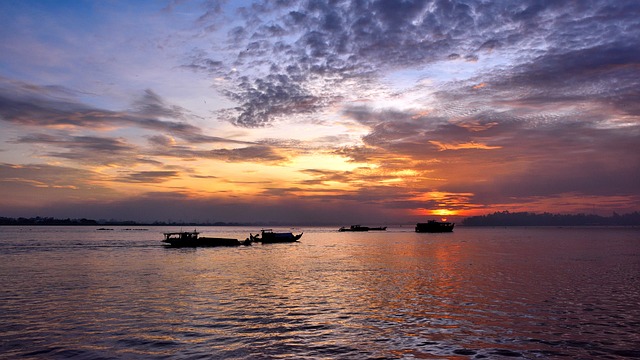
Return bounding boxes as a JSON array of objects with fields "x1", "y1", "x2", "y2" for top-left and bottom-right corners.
[{"x1": 1, "y1": 226, "x2": 639, "y2": 359}]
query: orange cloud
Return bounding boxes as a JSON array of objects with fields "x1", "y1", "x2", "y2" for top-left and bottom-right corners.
[
  {"x1": 454, "y1": 120, "x2": 499, "y2": 132},
  {"x1": 411, "y1": 110, "x2": 431, "y2": 119},
  {"x1": 429, "y1": 141, "x2": 502, "y2": 151}
]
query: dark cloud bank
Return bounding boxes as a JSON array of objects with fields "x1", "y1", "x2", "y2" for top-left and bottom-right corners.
[{"x1": 187, "y1": 0, "x2": 640, "y2": 125}]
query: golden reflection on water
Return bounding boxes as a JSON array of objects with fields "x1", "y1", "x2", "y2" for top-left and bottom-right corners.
[{"x1": 1, "y1": 226, "x2": 639, "y2": 359}]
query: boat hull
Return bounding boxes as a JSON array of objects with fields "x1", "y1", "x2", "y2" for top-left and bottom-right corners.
[
  {"x1": 339, "y1": 225, "x2": 387, "y2": 232},
  {"x1": 415, "y1": 222, "x2": 455, "y2": 233},
  {"x1": 162, "y1": 237, "x2": 249, "y2": 247},
  {"x1": 339, "y1": 227, "x2": 368, "y2": 232},
  {"x1": 251, "y1": 232, "x2": 303, "y2": 243}
]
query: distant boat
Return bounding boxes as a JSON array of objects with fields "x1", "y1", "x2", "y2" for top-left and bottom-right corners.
[
  {"x1": 162, "y1": 231, "x2": 251, "y2": 247},
  {"x1": 250, "y1": 229, "x2": 303, "y2": 243},
  {"x1": 338, "y1": 225, "x2": 387, "y2": 232},
  {"x1": 415, "y1": 220, "x2": 454, "y2": 233}
]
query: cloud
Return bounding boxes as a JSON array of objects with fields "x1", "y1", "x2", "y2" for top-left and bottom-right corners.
[
  {"x1": 209, "y1": 145, "x2": 288, "y2": 163},
  {"x1": 119, "y1": 170, "x2": 180, "y2": 183},
  {"x1": 2, "y1": 0, "x2": 639, "y2": 219},
  {"x1": 131, "y1": 89, "x2": 188, "y2": 119},
  {"x1": 223, "y1": 74, "x2": 324, "y2": 127},
  {"x1": 448, "y1": 122, "x2": 640, "y2": 200},
  {"x1": 145, "y1": 140, "x2": 288, "y2": 163},
  {"x1": 10, "y1": 130, "x2": 282, "y2": 166},
  {"x1": 0, "y1": 190, "x2": 405, "y2": 225},
  {"x1": 180, "y1": 0, "x2": 640, "y2": 130},
  {"x1": 337, "y1": 103, "x2": 640, "y2": 212},
  {"x1": 15, "y1": 133, "x2": 133, "y2": 152},
  {"x1": 0, "y1": 78, "x2": 247, "y2": 144},
  {"x1": 0, "y1": 162, "x2": 118, "y2": 207},
  {"x1": 11, "y1": 133, "x2": 139, "y2": 165},
  {"x1": 485, "y1": 42, "x2": 640, "y2": 116},
  {"x1": 429, "y1": 141, "x2": 501, "y2": 151}
]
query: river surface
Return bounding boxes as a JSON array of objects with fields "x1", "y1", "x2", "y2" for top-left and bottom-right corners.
[{"x1": 1, "y1": 226, "x2": 639, "y2": 359}]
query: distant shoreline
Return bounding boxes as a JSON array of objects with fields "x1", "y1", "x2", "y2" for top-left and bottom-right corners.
[
  {"x1": 2, "y1": 211, "x2": 640, "y2": 227},
  {"x1": 461, "y1": 211, "x2": 640, "y2": 227},
  {"x1": 0, "y1": 217, "x2": 270, "y2": 227}
]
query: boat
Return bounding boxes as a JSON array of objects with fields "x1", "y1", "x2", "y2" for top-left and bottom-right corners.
[
  {"x1": 162, "y1": 231, "x2": 252, "y2": 247},
  {"x1": 338, "y1": 225, "x2": 387, "y2": 232},
  {"x1": 415, "y1": 220, "x2": 454, "y2": 233},
  {"x1": 339, "y1": 225, "x2": 369, "y2": 232},
  {"x1": 250, "y1": 229, "x2": 303, "y2": 243}
]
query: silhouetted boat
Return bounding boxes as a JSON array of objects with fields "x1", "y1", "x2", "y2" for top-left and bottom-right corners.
[
  {"x1": 339, "y1": 225, "x2": 387, "y2": 232},
  {"x1": 250, "y1": 229, "x2": 303, "y2": 243},
  {"x1": 415, "y1": 220, "x2": 454, "y2": 233},
  {"x1": 162, "y1": 231, "x2": 251, "y2": 247}
]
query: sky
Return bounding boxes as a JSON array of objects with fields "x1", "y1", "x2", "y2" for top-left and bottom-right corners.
[{"x1": 1, "y1": 0, "x2": 639, "y2": 224}]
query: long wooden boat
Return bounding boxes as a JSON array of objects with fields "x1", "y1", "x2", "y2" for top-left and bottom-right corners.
[
  {"x1": 162, "y1": 231, "x2": 251, "y2": 247},
  {"x1": 250, "y1": 229, "x2": 303, "y2": 243},
  {"x1": 339, "y1": 225, "x2": 387, "y2": 232},
  {"x1": 415, "y1": 220, "x2": 454, "y2": 233}
]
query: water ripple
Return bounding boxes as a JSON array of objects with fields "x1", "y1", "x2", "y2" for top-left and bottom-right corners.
[{"x1": 1, "y1": 226, "x2": 639, "y2": 358}]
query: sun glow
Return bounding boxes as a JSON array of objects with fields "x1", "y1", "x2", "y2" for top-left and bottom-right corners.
[
  {"x1": 432, "y1": 209, "x2": 458, "y2": 216},
  {"x1": 290, "y1": 153, "x2": 371, "y2": 172}
]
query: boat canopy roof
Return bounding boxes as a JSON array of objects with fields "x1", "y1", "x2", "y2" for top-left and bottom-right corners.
[{"x1": 163, "y1": 231, "x2": 199, "y2": 239}]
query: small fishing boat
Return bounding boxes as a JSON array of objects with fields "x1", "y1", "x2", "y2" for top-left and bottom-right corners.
[
  {"x1": 162, "y1": 231, "x2": 251, "y2": 247},
  {"x1": 415, "y1": 220, "x2": 454, "y2": 233},
  {"x1": 338, "y1": 225, "x2": 387, "y2": 232},
  {"x1": 250, "y1": 229, "x2": 303, "y2": 243}
]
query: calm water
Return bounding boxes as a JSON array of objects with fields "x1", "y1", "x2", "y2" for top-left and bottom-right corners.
[{"x1": 1, "y1": 226, "x2": 639, "y2": 359}]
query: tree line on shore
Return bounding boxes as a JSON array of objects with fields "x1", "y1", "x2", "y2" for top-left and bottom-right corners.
[
  {"x1": 461, "y1": 211, "x2": 640, "y2": 226},
  {"x1": 2, "y1": 211, "x2": 640, "y2": 226},
  {"x1": 0, "y1": 216, "x2": 251, "y2": 226}
]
